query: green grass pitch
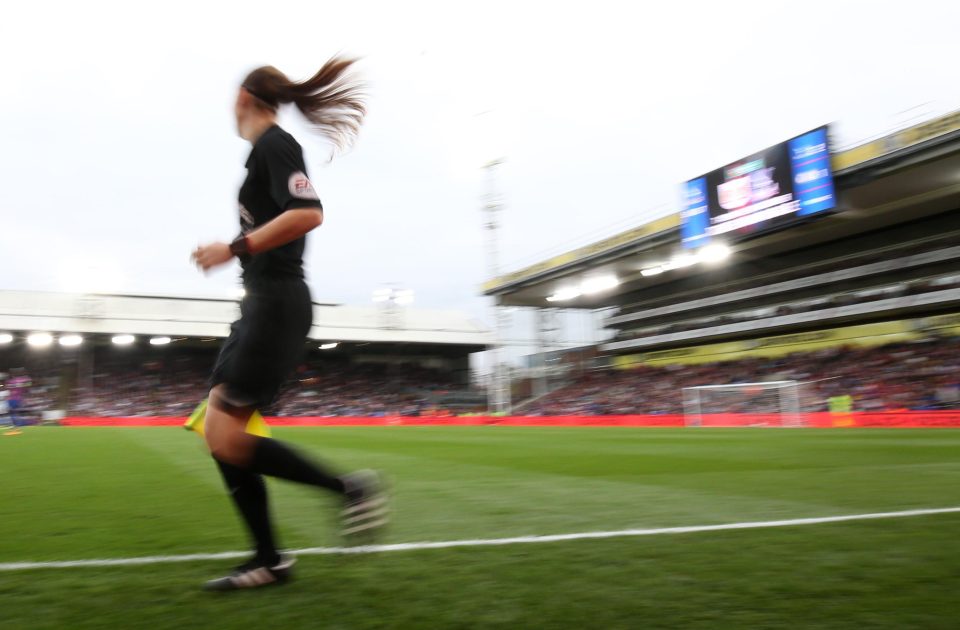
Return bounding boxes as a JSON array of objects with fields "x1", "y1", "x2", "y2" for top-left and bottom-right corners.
[{"x1": 1, "y1": 427, "x2": 958, "y2": 629}]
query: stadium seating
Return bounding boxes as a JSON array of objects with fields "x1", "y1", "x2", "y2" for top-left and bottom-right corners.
[
  {"x1": 5, "y1": 358, "x2": 461, "y2": 418},
  {"x1": 524, "y1": 337, "x2": 960, "y2": 416},
  {"x1": 613, "y1": 273, "x2": 960, "y2": 344},
  {"x1": 4, "y1": 337, "x2": 957, "y2": 418}
]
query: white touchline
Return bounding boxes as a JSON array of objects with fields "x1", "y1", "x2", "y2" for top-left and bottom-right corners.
[{"x1": 2, "y1": 506, "x2": 959, "y2": 572}]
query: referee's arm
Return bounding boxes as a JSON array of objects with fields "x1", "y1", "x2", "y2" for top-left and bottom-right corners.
[
  {"x1": 192, "y1": 208, "x2": 323, "y2": 271},
  {"x1": 243, "y1": 207, "x2": 323, "y2": 255}
]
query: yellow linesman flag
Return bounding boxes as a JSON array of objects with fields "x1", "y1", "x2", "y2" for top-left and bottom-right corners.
[{"x1": 184, "y1": 399, "x2": 272, "y2": 437}]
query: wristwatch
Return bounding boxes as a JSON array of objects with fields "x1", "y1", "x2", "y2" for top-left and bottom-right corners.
[{"x1": 229, "y1": 235, "x2": 252, "y2": 257}]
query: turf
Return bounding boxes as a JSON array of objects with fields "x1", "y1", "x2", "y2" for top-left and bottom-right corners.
[{"x1": 0, "y1": 427, "x2": 958, "y2": 629}]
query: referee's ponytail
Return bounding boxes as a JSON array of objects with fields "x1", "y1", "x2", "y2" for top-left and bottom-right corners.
[{"x1": 241, "y1": 56, "x2": 366, "y2": 153}]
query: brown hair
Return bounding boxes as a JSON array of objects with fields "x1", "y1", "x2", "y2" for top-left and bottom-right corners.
[{"x1": 242, "y1": 56, "x2": 366, "y2": 153}]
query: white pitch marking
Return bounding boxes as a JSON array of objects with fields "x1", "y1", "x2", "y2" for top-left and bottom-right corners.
[{"x1": 2, "y1": 506, "x2": 958, "y2": 572}]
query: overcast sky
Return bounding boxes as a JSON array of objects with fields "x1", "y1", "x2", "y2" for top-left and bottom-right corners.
[{"x1": 4, "y1": 0, "x2": 960, "y2": 350}]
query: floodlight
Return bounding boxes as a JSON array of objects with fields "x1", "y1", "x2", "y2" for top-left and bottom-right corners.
[
  {"x1": 27, "y1": 333, "x2": 54, "y2": 348},
  {"x1": 59, "y1": 334, "x2": 84, "y2": 347},
  {"x1": 546, "y1": 287, "x2": 581, "y2": 302},
  {"x1": 112, "y1": 334, "x2": 136, "y2": 346},
  {"x1": 580, "y1": 275, "x2": 619, "y2": 294},
  {"x1": 667, "y1": 254, "x2": 697, "y2": 269},
  {"x1": 699, "y1": 243, "x2": 731, "y2": 263}
]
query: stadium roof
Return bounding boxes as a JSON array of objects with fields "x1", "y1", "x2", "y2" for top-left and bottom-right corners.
[
  {"x1": 0, "y1": 291, "x2": 491, "y2": 352},
  {"x1": 484, "y1": 109, "x2": 960, "y2": 308}
]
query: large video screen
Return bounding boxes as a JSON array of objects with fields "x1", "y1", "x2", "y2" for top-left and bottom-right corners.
[{"x1": 680, "y1": 126, "x2": 835, "y2": 249}]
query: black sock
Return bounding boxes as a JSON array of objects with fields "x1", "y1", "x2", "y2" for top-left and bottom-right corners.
[
  {"x1": 247, "y1": 438, "x2": 345, "y2": 494},
  {"x1": 215, "y1": 459, "x2": 280, "y2": 565}
]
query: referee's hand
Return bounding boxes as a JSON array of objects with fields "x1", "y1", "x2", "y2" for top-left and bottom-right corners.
[{"x1": 192, "y1": 242, "x2": 233, "y2": 272}]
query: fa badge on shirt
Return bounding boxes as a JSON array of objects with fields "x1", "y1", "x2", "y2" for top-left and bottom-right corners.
[{"x1": 288, "y1": 172, "x2": 318, "y2": 200}]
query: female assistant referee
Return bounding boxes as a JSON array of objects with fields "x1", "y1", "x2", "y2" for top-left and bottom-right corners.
[{"x1": 191, "y1": 56, "x2": 385, "y2": 591}]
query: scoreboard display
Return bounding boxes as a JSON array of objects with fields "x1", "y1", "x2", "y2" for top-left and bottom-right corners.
[{"x1": 681, "y1": 126, "x2": 836, "y2": 249}]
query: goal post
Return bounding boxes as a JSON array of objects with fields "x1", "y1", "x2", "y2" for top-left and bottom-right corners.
[{"x1": 682, "y1": 380, "x2": 804, "y2": 427}]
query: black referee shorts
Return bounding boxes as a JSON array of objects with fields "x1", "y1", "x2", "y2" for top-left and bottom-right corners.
[{"x1": 210, "y1": 277, "x2": 312, "y2": 409}]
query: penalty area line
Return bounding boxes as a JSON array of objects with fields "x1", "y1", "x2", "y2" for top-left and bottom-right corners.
[{"x1": 2, "y1": 506, "x2": 959, "y2": 572}]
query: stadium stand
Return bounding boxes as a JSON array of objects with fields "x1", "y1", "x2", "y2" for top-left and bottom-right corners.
[
  {"x1": 483, "y1": 110, "x2": 960, "y2": 420},
  {"x1": 0, "y1": 290, "x2": 490, "y2": 420},
  {"x1": 603, "y1": 216, "x2": 960, "y2": 352},
  {"x1": 524, "y1": 337, "x2": 960, "y2": 416},
  {"x1": 2, "y1": 356, "x2": 474, "y2": 419},
  {"x1": 611, "y1": 271, "x2": 960, "y2": 344},
  {"x1": 3, "y1": 334, "x2": 956, "y2": 419},
  {"x1": 67, "y1": 358, "x2": 460, "y2": 417}
]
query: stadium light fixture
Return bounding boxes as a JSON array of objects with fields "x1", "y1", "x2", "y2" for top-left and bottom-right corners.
[
  {"x1": 59, "y1": 334, "x2": 84, "y2": 347},
  {"x1": 699, "y1": 243, "x2": 731, "y2": 263},
  {"x1": 0, "y1": 333, "x2": 12, "y2": 344},
  {"x1": 580, "y1": 275, "x2": 619, "y2": 295},
  {"x1": 666, "y1": 253, "x2": 697, "y2": 270},
  {"x1": 149, "y1": 336, "x2": 172, "y2": 346},
  {"x1": 641, "y1": 267, "x2": 664, "y2": 277},
  {"x1": 112, "y1": 334, "x2": 136, "y2": 346},
  {"x1": 546, "y1": 287, "x2": 581, "y2": 302},
  {"x1": 27, "y1": 333, "x2": 54, "y2": 348},
  {"x1": 319, "y1": 342, "x2": 339, "y2": 350}
]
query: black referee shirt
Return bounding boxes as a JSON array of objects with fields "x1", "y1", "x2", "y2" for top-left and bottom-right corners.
[{"x1": 238, "y1": 125, "x2": 323, "y2": 280}]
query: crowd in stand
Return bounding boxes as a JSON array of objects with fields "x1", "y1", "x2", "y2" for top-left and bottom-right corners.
[
  {"x1": 267, "y1": 363, "x2": 459, "y2": 417},
  {"x1": 525, "y1": 336, "x2": 960, "y2": 415},
  {"x1": 2, "y1": 337, "x2": 958, "y2": 419},
  {"x1": 68, "y1": 357, "x2": 210, "y2": 418},
  {"x1": 2, "y1": 357, "x2": 461, "y2": 419}
]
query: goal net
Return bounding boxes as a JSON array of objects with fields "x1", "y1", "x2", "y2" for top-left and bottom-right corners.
[{"x1": 682, "y1": 380, "x2": 804, "y2": 427}]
